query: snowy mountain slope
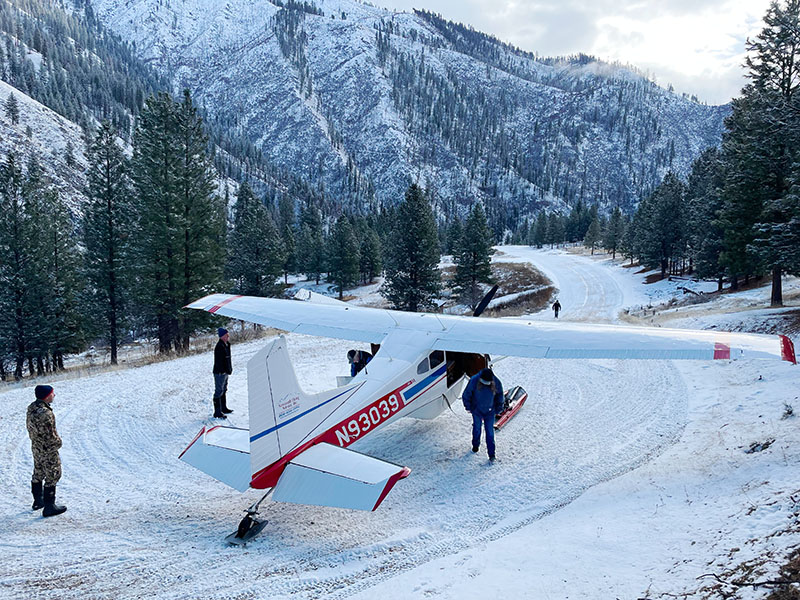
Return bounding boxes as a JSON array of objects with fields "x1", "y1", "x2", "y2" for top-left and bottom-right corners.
[
  {"x1": 0, "y1": 80, "x2": 88, "y2": 213},
  {"x1": 90, "y1": 0, "x2": 727, "y2": 218},
  {"x1": 2, "y1": 248, "x2": 798, "y2": 599}
]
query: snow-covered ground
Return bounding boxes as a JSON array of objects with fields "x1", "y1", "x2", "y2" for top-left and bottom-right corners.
[{"x1": 2, "y1": 247, "x2": 798, "y2": 599}]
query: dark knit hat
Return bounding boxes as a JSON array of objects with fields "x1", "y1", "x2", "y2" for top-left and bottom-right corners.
[
  {"x1": 35, "y1": 385, "x2": 54, "y2": 400},
  {"x1": 479, "y1": 368, "x2": 494, "y2": 385},
  {"x1": 217, "y1": 327, "x2": 228, "y2": 338}
]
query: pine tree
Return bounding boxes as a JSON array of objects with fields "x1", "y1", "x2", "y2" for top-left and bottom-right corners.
[
  {"x1": 717, "y1": 89, "x2": 772, "y2": 291},
  {"x1": 0, "y1": 153, "x2": 32, "y2": 378},
  {"x1": 327, "y1": 215, "x2": 360, "y2": 299},
  {"x1": 297, "y1": 203, "x2": 325, "y2": 284},
  {"x1": 744, "y1": 0, "x2": 800, "y2": 305},
  {"x1": 382, "y1": 184, "x2": 441, "y2": 311},
  {"x1": 545, "y1": 212, "x2": 565, "y2": 248},
  {"x1": 445, "y1": 219, "x2": 463, "y2": 255},
  {"x1": 131, "y1": 93, "x2": 181, "y2": 353},
  {"x1": 359, "y1": 226, "x2": 382, "y2": 283},
  {"x1": 453, "y1": 203, "x2": 494, "y2": 310},
  {"x1": 174, "y1": 90, "x2": 225, "y2": 349},
  {"x1": 131, "y1": 91, "x2": 225, "y2": 353},
  {"x1": 227, "y1": 182, "x2": 284, "y2": 297},
  {"x1": 83, "y1": 121, "x2": 133, "y2": 365},
  {"x1": 278, "y1": 195, "x2": 297, "y2": 283},
  {"x1": 635, "y1": 172, "x2": 687, "y2": 277},
  {"x1": 584, "y1": 217, "x2": 602, "y2": 254},
  {"x1": 530, "y1": 212, "x2": 547, "y2": 248},
  {"x1": 603, "y1": 207, "x2": 625, "y2": 259},
  {"x1": 686, "y1": 148, "x2": 727, "y2": 289},
  {"x1": 40, "y1": 187, "x2": 84, "y2": 371},
  {"x1": 4, "y1": 91, "x2": 19, "y2": 125}
]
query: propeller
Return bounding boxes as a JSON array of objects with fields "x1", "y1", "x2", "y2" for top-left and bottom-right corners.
[{"x1": 472, "y1": 284, "x2": 499, "y2": 317}]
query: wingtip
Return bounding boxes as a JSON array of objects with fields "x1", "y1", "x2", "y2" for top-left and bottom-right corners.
[
  {"x1": 371, "y1": 467, "x2": 412, "y2": 511},
  {"x1": 780, "y1": 335, "x2": 797, "y2": 364}
]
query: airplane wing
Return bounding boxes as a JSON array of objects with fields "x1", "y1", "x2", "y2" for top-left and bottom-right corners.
[{"x1": 186, "y1": 294, "x2": 795, "y2": 363}]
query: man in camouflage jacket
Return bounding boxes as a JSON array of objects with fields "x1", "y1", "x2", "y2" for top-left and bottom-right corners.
[{"x1": 26, "y1": 385, "x2": 67, "y2": 517}]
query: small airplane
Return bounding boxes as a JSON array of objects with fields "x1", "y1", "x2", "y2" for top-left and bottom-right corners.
[{"x1": 180, "y1": 288, "x2": 796, "y2": 542}]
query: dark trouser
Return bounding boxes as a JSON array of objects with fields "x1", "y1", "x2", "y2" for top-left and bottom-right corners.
[
  {"x1": 214, "y1": 373, "x2": 229, "y2": 399},
  {"x1": 471, "y1": 411, "x2": 495, "y2": 456},
  {"x1": 32, "y1": 450, "x2": 61, "y2": 486},
  {"x1": 554, "y1": 310, "x2": 559, "y2": 318}
]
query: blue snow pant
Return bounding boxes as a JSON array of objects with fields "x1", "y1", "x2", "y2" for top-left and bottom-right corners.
[
  {"x1": 214, "y1": 373, "x2": 229, "y2": 399},
  {"x1": 471, "y1": 411, "x2": 495, "y2": 457}
]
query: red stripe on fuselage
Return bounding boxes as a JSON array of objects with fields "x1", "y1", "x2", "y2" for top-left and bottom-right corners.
[
  {"x1": 208, "y1": 295, "x2": 242, "y2": 314},
  {"x1": 249, "y1": 380, "x2": 415, "y2": 489}
]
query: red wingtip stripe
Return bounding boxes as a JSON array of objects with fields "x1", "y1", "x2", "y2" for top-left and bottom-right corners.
[
  {"x1": 208, "y1": 295, "x2": 242, "y2": 314},
  {"x1": 713, "y1": 342, "x2": 731, "y2": 360},
  {"x1": 178, "y1": 426, "x2": 206, "y2": 459},
  {"x1": 780, "y1": 335, "x2": 797, "y2": 364},
  {"x1": 372, "y1": 467, "x2": 412, "y2": 511}
]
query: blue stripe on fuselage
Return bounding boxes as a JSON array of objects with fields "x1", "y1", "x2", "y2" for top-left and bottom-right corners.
[
  {"x1": 402, "y1": 363, "x2": 448, "y2": 403},
  {"x1": 250, "y1": 386, "x2": 357, "y2": 443}
]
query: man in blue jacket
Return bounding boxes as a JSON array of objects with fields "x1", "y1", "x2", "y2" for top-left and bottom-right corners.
[{"x1": 462, "y1": 367, "x2": 504, "y2": 461}]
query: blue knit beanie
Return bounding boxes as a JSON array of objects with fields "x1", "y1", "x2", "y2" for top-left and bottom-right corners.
[
  {"x1": 35, "y1": 385, "x2": 54, "y2": 400},
  {"x1": 479, "y1": 368, "x2": 494, "y2": 385},
  {"x1": 218, "y1": 327, "x2": 228, "y2": 338}
]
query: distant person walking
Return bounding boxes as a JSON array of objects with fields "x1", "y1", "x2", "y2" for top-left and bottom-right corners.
[
  {"x1": 462, "y1": 368, "x2": 504, "y2": 461},
  {"x1": 27, "y1": 385, "x2": 67, "y2": 517},
  {"x1": 213, "y1": 328, "x2": 233, "y2": 419},
  {"x1": 552, "y1": 299, "x2": 561, "y2": 319}
]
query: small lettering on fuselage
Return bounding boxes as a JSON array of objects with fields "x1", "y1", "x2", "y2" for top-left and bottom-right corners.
[
  {"x1": 277, "y1": 394, "x2": 301, "y2": 420},
  {"x1": 320, "y1": 382, "x2": 413, "y2": 448}
]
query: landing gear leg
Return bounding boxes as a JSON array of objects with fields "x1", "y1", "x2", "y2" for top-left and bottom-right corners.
[{"x1": 225, "y1": 490, "x2": 272, "y2": 546}]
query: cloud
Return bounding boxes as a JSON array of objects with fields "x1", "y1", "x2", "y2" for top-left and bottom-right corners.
[{"x1": 369, "y1": 0, "x2": 773, "y2": 104}]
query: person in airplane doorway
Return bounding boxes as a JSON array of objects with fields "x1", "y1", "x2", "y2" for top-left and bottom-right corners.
[
  {"x1": 462, "y1": 368, "x2": 504, "y2": 461},
  {"x1": 27, "y1": 385, "x2": 67, "y2": 517},
  {"x1": 347, "y1": 349, "x2": 372, "y2": 377},
  {"x1": 212, "y1": 328, "x2": 233, "y2": 419},
  {"x1": 552, "y1": 299, "x2": 561, "y2": 318}
]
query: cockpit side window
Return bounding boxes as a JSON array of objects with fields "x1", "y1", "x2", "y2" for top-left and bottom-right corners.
[{"x1": 429, "y1": 350, "x2": 444, "y2": 369}]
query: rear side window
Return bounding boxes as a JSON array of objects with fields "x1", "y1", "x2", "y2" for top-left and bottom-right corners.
[{"x1": 416, "y1": 357, "x2": 429, "y2": 374}]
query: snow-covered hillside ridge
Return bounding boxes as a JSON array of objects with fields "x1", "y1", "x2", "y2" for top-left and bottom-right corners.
[
  {"x1": 90, "y1": 0, "x2": 727, "y2": 217},
  {"x1": 0, "y1": 81, "x2": 88, "y2": 213}
]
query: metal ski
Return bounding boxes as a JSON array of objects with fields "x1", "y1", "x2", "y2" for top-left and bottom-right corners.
[{"x1": 225, "y1": 490, "x2": 272, "y2": 546}]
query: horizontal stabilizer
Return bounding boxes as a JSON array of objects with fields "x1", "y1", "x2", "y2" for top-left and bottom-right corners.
[
  {"x1": 271, "y1": 443, "x2": 410, "y2": 511},
  {"x1": 179, "y1": 426, "x2": 251, "y2": 492}
]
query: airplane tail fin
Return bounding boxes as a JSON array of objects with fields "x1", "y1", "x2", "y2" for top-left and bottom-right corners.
[{"x1": 247, "y1": 336, "x2": 361, "y2": 482}]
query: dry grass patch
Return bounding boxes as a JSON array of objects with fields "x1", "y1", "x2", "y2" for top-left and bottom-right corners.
[
  {"x1": 483, "y1": 285, "x2": 555, "y2": 317},
  {"x1": 441, "y1": 261, "x2": 554, "y2": 317}
]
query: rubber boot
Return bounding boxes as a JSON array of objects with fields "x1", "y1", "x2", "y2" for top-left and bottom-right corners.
[
  {"x1": 213, "y1": 396, "x2": 226, "y2": 419},
  {"x1": 42, "y1": 485, "x2": 66, "y2": 517},
  {"x1": 31, "y1": 481, "x2": 44, "y2": 510},
  {"x1": 220, "y1": 392, "x2": 233, "y2": 414}
]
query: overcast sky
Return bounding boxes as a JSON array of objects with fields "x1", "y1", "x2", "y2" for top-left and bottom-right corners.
[{"x1": 368, "y1": 0, "x2": 772, "y2": 105}]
